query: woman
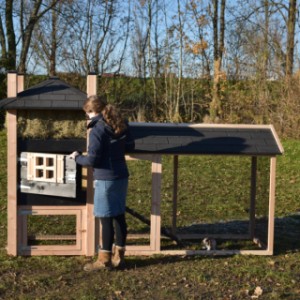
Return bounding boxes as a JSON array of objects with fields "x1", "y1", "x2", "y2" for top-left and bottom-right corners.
[{"x1": 70, "y1": 95, "x2": 135, "y2": 271}]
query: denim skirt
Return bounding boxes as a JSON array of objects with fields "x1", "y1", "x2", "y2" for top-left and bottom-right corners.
[{"x1": 93, "y1": 178, "x2": 128, "y2": 218}]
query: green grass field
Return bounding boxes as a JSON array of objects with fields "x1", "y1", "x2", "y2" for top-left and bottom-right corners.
[{"x1": 0, "y1": 129, "x2": 300, "y2": 299}]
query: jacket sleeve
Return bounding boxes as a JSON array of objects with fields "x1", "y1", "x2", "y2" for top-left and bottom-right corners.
[{"x1": 75, "y1": 128, "x2": 103, "y2": 167}]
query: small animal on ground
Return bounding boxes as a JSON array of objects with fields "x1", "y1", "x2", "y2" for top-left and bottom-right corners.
[{"x1": 202, "y1": 237, "x2": 217, "y2": 251}]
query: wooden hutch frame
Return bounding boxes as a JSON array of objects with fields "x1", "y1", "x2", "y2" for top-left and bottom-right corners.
[{"x1": 2, "y1": 72, "x2": 283, "y2": 256}]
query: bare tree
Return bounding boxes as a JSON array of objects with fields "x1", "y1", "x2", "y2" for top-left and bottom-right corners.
[
  {"x1": 0, "y1": 0, "x2": 60, "y2": 72},
  {"x1": 286, "y1": 0, "x2": 297, "y2": 77},
  {"x1": 147, "y1": 0, "x2": 162, "y2": 120},
  {"x1": 174, "y1": 0, "x2": 184, "y2": 122},
  {"x1": 161, "y1": 0, "x2": 175, "y2": 121},
  {"x1": 63, "y1": 0, "x2": 125, "y2": 75},
  {"x1": 210, "y1": 0, "x2": 226, "y2": 122},
  {"x1": 1, "y1": 0, "x2": 16, "y2": 70},
  {"x1": 186, "y1": 0, "x2": 211, "y2": 78},
  {"x1": 31, "y1": 1, "x2": 73, "y2": 76}
]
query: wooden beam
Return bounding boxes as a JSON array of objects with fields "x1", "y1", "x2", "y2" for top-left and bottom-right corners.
[
  {"x1": 6, "y1": 110, "x2": 17, "y2": 255},
  {"x1": 267, "y1": 157, "x2": 276, "y2": 254},
  {"x1": 125, "y1": 249, "x2": 273, "y2": 256},
  {"x1": 6, "y1": 72, "x2": 22, "y2": 256},
  {"x1": 150, "y1": 155, "x2": 162, "y2": 251},
  {"x1": 85, "y1": 73, "x2": 98, "y2": 256},
  {"x1": 249, "y1": 156, "x2": 257, "y2": 238},
  {"x1": 28, "y1": 235, "x2": 76, "y2": 240},
  {"x1": 172, "y1": 155, "x2": 178, "y2": 234},
  {"x1": 7, "y1": 71, "x2": 18, "y2": 98},
  {"x1": 17, "y1": 74, "x2": 24, "y2": 93},
  {"x1": 87, "y1": 73, "x2": 97, "y2": 97}
]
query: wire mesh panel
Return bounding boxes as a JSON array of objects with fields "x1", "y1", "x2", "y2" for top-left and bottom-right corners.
[
  {"x1": 160, "y1": 155, "x2": 269, "y2": 252},
  {"x1": 126, "y1": 159, "x2": 152, "y2": 246},
  {"x1": 18, "y1": 206, "x2": 86, "y2": 255}
]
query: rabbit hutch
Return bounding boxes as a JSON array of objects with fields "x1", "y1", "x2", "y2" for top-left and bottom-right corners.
[{"x1": 1, "y1": 71, "x2": 284, "y2": 257}]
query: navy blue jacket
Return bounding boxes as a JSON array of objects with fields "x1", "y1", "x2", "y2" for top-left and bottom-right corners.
[{"x1": 75, "y1": 114, "x2": 135, "y2": 180}]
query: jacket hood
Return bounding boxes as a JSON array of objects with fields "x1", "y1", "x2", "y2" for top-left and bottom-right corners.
[{"x1": 88, "y1": 114, "x2": 121, "y2": 138}]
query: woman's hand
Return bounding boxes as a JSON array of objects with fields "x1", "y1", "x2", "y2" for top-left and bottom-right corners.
[{"x1": 69, "y1": 151, "x2": 80, "y2": 160}]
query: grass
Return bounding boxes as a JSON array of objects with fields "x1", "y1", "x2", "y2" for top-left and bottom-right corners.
[{"x1": 0, "y1": 129, "x2": 300, "y2": 299}]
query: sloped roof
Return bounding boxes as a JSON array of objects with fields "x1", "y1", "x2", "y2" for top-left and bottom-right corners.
[
  {"x1": 19, "y1": 122, "x2": 283, "y2": 156},
  {"x1": 1, "y1": 76, "x2": 283, "y2": 156},
  {"x1": 0, "y1": 77, "x2": 86, "y2": 110},
  {"x1": 129, "y1": 123, "x2": 284, "y2": 156}
]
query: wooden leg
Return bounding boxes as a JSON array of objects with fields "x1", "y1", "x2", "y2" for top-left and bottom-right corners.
[
  {"x1": 249, "y1": 156, "x2": 257, "y2": 238},
  {"x1": 7, "y1": 111, "x2": 17, "y2": 256},
  {"x1": 86, "y1": 169, "x2": 95, "y2": 256},
  {"x1": 150, "y1": 155, "x2": 162, "y2": 252},
  {"x1": 267, "y1": 157, "x2": 276, "y2": 254},
  {"x1": 172, "y1": 155, "x2": 178, "y2": 235}
]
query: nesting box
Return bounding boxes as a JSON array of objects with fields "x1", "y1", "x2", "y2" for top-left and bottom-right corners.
[
  {"x1": 20, "y1": 152, "x2": 78, "y2": 198},
  {"x1": 1, "y1": 72, "x2": 97, "y2": 255}
]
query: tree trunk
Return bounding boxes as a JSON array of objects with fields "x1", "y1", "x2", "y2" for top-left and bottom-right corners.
[
  {"x1": 17, "y1": 0, "x2": 60, "y2": 73},
  {"x1": 286, "y1": 0, "x2": 297, "y2": 77},
  {"x1": 262, "y1": 0, "x2": 269, "y2": 79},
  {"x1": 0, "y1": 15, "x2": 7, "y2": 63},
  {"x1": 5, "y1": 0, "x2": 16, "y2": 70},
  {"x1": 18, "y1": 1, "x2": 44, "y2": 73},
  {"x1": 175, "y1": 0, "x2": 183, "y2": 122},
  {"x1": 210, "y1": 0, "x2": 226, "y2": 122},
  {"x1": 49, "y1": 8, "x2": 57, "y2": 77}
]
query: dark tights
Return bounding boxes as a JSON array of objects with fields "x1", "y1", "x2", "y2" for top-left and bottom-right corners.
[{"x1": 100, "y1": 214, "x2": 127, "y2": 251}]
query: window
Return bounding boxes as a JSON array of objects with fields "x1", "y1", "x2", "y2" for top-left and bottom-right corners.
[{"x1": 27, "y1": 153, "x2": 64, "y2": 183}]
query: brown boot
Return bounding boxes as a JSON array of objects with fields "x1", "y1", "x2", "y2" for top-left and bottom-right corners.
[
  {"x1": 83, "y1": 251, "x2": 112, "y2": 272},
  {"x1": 111, "y1": 245, "x2": 126, "y2": 268}
]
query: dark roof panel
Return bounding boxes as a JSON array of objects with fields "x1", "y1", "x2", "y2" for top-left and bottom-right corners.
[
  {"x1": 129, "y1": 123, "x2": 283, "y2": 156},
  {"x1": 0, "y1": 77, "x2": 86, "y2": 110},
  {"x1": 0, "y1": 77, "x2": 283, "y2": 156},
  {"x1": 16, "y1": 122, "x2": 283, "y2": 156}
]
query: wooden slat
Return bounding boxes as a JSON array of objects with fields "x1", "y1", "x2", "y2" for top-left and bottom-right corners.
[
  {"x1": 17, "y1": 74, "x2": 24, "y2": 93},
  {"x1": 172, "y1": 155, "x2": 178, "y2": 234},
  {"x1": 126, "y1": 154, "x2": 156, "y2": 161},
  {"x1": 20, "y1": 247, "x2": 84, "y2": 256},
  {"x1": 249, "y1": 156, "x2": 257, "y2": 238},
  {"x1": 150, "y1": 155, "x2": 162, "y2": 251},
  {"x1": 28, "y1": 235, "x2": 76, "y2": 241},
  {"x1": 87, "y1": 73, "x2": 97, "y2": 97},
  {"x1": 176, "y1": 233, "x2": 251, "y2": 240},
  {"x1": 86, "y1": 73, "x2": 97, "y2": 256},
  {"x1": 126, "y1": 249, "x2": 273, "y2": 256},
  {"x1": 267, "y1": 157, "x2": 276, "y2": 254},
  {"x1": 6, "y1": 72, "x2": 19, "y2": 256},
  {"x1": 7, "y1": 110, "x2": 17, "y2": 255},
  {"x1": 7, "y1": 72, "x2": 17, "y2": 98}
]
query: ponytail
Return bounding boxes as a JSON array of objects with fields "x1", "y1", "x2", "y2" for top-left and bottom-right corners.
[
  {"x1": 102, "y1": 104, "x2": 127, "y2": 135},
  {"x1": 83, "y1": 95, "x2": 127, "y2": 135}
]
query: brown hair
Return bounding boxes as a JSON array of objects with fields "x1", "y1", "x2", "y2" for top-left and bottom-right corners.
[{"x1": 83, "y1": 95, "x2": 127, "y2": 135}]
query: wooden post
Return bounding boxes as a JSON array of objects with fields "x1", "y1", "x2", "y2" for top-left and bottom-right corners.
[
  {"x1": 7, "y1": 111, "x2": 17, "y2": 255},
  {"x1": 17, "y1": 73, "x2": 25, "y2": 93},
  {"x1": 249, "y1": 156, "x2": 257, "y2": 238},
  {"x1": 86, "y1": 72, "x2": 97, "y2": 256},
  {"x1": 87, "y1": 72, "x2": 97, "y2": 96},
  {"x1": 267, "y1": 157, "x2": 276, "y2": 254},
  {"x1": 172, "y1": 155, "x2": 178, "y2": 234},
  {"x1": 7, "y1": 71, "x2": 18, "y2": 98},
  {"x1": 150, "y1": 155, "x2": 162, "y2": 251},
  {"x1": 6, "y1": 71, "x2": 18, "y2": 255}
]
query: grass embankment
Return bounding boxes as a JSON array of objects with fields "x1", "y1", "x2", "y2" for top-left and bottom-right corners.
[{"x1": 0, "y1": 130, "x2": 299, "y2": 299}]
